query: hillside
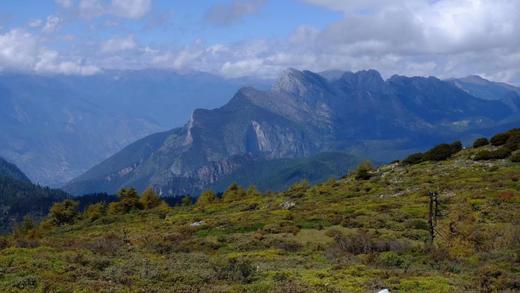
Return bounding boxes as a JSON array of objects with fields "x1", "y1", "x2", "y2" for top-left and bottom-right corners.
[
  {"x1": 0, "y1": 158, "x2": 68, "y2": 232},
  {"x1": 65, "y1": 68, "x2": 519, "y2": 196},
  {"x1": 0, "y1": 157, "x2": 30, "y2": 183},
  {"x1": 2, "y1": 130, "x2": 519, "y2": 292}
]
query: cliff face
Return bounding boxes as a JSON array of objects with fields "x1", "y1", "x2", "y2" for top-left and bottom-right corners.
[{"x1": 64, "y1": 69, "x2": 519, "y2": 196}]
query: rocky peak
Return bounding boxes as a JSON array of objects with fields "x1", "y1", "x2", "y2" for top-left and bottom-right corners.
[
  {"x1": 457, "y1": 75, "x2": 491, "y2": 85},
  {"x1": 272, "y1": 68, "x2": 329, "y2": 97},
  {"x1": 338, "y1": 69, "x2": 385, "y2": 91}
]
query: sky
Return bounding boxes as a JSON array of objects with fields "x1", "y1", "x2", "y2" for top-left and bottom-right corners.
[{"x1": 1, "y1": 0, "x2": 520, "y2": 84}]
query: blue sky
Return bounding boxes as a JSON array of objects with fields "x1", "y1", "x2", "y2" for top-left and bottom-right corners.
[
  {"x1": 0, "y1": 0, "x2": 520, "y2": 83},
  {"x1": 0, "y1": 1, "x2": 340, "y2": 44}
]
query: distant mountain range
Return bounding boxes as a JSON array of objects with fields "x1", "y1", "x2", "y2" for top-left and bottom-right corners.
[
  {"x1": 64, "y1": 69, "x2": 520, "y2": 196},
  {"x1": 0, "y1": 70, "x2": 266, "y2": 186}
]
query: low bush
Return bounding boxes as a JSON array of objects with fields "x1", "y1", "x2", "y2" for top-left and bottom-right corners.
[
  {"x1": 333, "y1": 229, "x2": 410, "y2": 255},
  {"x1": 355, "y1": 161, "x2": 374, "y2": 180},
  {"x1": 490, "y1": 133, "x2": 510, "y2": 146},
  {"x1": 474, "y1": 147, "x2": 512, "y2": 161},
  {"x1": 511, "y1": 152, "x2": 520, "y2": 163},
  {"x1": 84, "y1": 203, "x2": 105, "y2": 221},
  {"x1": 222, "y1": 183, "x2": 247, "y2": 202},
  {"x1": 211, "y1": 257, "x2": 256, "y2": 284},
  {"x1": 377, "y1": 251, "x2": 411, "y2": 269},
  {"x1": 423, "y1": 142, "x2": 460, "y2": 161},
  {"x1": 85, "y1": 232, "x2": 125, "y2": 255},
  {"x1": 504, "y1": 133, "x2": 520, "y2": 151},
  {"x1": 473, "y1": 137, "x2": 489, "y2": 148},
  {"x1": 402, "y1": 152, "x2": 424, "y2": 165},
  {"x1": 139, "y1": 188, "x2": 163, "y2": 209},
  {"x1": 47, "y1": 199, "x2": 79, "y2": 226},
  {"x1": 196, "y1": 190, "x2": 217, "y2": 206}
]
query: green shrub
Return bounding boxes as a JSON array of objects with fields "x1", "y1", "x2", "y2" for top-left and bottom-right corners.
[
  {"x1": 285, "y1": 180, "x2": 311, "y2": 197},
  {"x1": 118, "y1": 188, "x2": 142, "y2": 210},
  {"x1": 108, "y1": 188, "x2": 142, "y2": 215},
  {"x1": 504, "y1": 133, "x2": 520, "y2": 151},
  {"x1": 181, "y1": 195, "x2": 193, "y2": 206},
  {"x1": 211, "y1": 257, "x2": 255, "y2": 284},
  {"x1": 107, "y1": 202, "x2": 125, "y2": 215},
  {"x1": 474, "y1": 147, "x2": 512, "y2": 161},
  {"x1": 402, "y1": 152, "x2": 424, "y2": 165},
  {"x1": 423, "y1": 143, "x2": 453, "y2": 161},
  {"x1": 473, "y1": 137, "x2": 489, "y2": 148},
  {"x1": 378, "y1": 251, "x2": 411, "y2": 269},
  {"x1": 197, "y1": 190, "x2": 217, "y2": 206},
  {"x1": 490, "y1": 133, "x2": 510, "y2": 146},
  {"x1": 222, "y1": 183, "x2": 246, "y2": 202},
  {"x1": 0, "y1": 236, "x2": 9, "y2": 250},
  {"x1": 355, "y1": 161, "x2": 374, "y2": 180},
  {"x1": 405, "y1": 218, "x2": 429, "y2": 230},
  {"x1": 450, "y1": 141, "x2": 463, "y2": 154},
  {"x1": 511, "y1": 152, "x2": 520, "y2": 163},
  {"x1": 139, "y1": 188, "x2": 163, "y2": 209},
  {"x1": 84, "y1": 203, "x2": 105, "y2": 221},
  {"x1": 333, "y1": 229, "x2": 410, "y2": 255},
  {"x1": 47, "y1": 199, "x2": 79, "y2": 226}
]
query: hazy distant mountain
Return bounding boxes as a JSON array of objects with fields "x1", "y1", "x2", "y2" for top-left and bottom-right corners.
[
  {"x1": 0, "y1": 70, "x2": 266, "y2": 186},
  {"x1": 449, "y1": 75, "x2": 520, "y2": 112},
  {"x1": 64, "y1": 69, "x2": 519, "y2": 196}
]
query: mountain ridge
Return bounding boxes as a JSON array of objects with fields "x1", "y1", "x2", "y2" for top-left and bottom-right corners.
[{"x1": 64, "y1": 68, "x2": 520, "y2": 196}]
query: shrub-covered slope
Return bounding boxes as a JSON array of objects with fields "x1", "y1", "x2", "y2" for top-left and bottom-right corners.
[{"x1": 1, "y1": 136, "x2": 519, "y2": 292}]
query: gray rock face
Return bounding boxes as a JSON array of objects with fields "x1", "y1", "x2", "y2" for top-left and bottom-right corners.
[{"x1": 64, "y1": 68, "x2": 520, "y2": 196}]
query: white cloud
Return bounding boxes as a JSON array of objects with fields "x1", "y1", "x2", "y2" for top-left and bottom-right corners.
[
  {"x1": 42, "y1": 16, "x2": 62, "y2": 33},
  {"x1": 79, "y1": 0, "x2": 104, "y2": 18},
  {"x1": 101, "y1": 35, "x2": 137, "y2": 53},
  {"x1": 111, "y1": 0, "x2": 152, "y2": 19},
  {"x1": 79, "y1": 0, "x2": 151, "y2": 19},
  {"x1": 206, "y1": 0, "x2": 267, "y2": 26},
  {"x1": 28, "y1": 19, "x2": 43, "y2": 28},
  {"x1": 55, "y1": 0, "x2": 73, "y2": 8},
  {"x1": 0, "y1": 29, "x2": 100, "y2": 75}
]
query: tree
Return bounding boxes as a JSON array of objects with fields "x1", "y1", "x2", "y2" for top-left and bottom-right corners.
[
  {"x1": 197, "y1": 190, "x2": 217, "y2": 206},
  {"x1": 107, "y1": 188, "x2": 142, "y2": 215},
  {"x1": 140, "y1": 188, "x2": 162, "y2": 209},
  {"x1": 48, "y1": 199, "x2": 79, "y2": 226},
  {"x1": 118, "y1": 188, "x2": 141, "y2": 211}
]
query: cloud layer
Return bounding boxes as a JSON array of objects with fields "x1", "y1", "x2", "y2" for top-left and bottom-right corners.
[
  {"x1": 3, "y1": 0, "x2": 520, "y2": 84},
  {"x1": 205, "y1": 0, "x2": 267, "y2": 26},
  {"x1": 0, "y1": 29, "x2": 99, "y2": 75}
]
